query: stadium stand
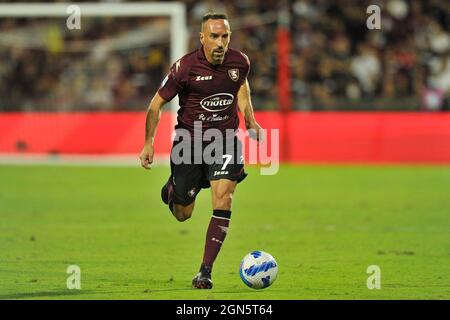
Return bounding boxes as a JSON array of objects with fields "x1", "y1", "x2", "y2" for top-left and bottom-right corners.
[{"x1": 0, "y1": 0, "x2": 448, "y2": 112}]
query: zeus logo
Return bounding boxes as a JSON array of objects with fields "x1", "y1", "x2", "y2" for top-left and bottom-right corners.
[
  {"x1": 244, "y1": 261, "x2": 277, "y2": 277},
  {"x1": 196, "y1": 75, "x2": 212, "y2": 81},
  {"x1": 200, "y1": 93, "x2": 234, "y2": 112}
]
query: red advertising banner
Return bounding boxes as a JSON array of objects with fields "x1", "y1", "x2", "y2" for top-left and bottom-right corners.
[{"x1": 0, "y1": 112, "x2": 449, "y2": 164}]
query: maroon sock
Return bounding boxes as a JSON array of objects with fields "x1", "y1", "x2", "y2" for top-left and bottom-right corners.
[{"x1": 202, "y1": 209, "x2": 231, "y2": 267}]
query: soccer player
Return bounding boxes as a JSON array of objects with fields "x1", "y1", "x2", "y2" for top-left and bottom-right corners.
[{"x1": 139, "y1": 13, "x2": 263, "y2": 289}]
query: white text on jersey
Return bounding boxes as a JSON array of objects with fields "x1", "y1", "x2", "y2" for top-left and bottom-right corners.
[{"x1": 195, "y1": 75, "x2": 213, "y2": 81}]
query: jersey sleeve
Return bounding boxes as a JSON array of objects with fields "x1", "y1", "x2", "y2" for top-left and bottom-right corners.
[
  {"x1": 157, "y1": 59, "x2": 188, "y2": 102},
  {"x1": 240, "y1": 52, "x2": 251, "y2": 85}
]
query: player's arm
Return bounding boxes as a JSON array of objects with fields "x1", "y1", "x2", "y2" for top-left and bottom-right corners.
[
  {"x1": 237, "y1": 79, "x2": 264, "y2": 142},
  {"x1": 139, "y1": 92, "x2": 167, "y2": 169}
]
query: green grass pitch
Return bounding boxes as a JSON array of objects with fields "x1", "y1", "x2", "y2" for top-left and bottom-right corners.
[{"x1": 0, "y1": 164, "x2": 449, "y2": 300}]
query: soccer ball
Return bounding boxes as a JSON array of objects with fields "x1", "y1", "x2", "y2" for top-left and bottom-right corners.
[{"x1": 239, "y1": 250, "x2": 278, "y2": 289}]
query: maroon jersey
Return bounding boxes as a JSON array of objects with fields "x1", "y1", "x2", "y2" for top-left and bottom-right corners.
[{"x1": 158, "y1": 47, "x2": 250, "y2": 134}]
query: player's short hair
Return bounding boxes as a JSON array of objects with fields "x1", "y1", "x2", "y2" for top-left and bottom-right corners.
[{"x1": 201, "y1": 13, "x2": 228, "y2": 30}]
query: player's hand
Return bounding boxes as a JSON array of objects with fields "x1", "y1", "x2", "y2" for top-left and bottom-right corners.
[
  {"x1": 247, "y1": 122, "x2": 265, "y2": 144},
  {"x1": 139, "y1": 143, "x2": 154, "y2": 170}
]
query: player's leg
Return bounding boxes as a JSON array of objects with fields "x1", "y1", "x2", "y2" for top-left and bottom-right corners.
[
  {"x1": 172, "y1": 202, "x2": 195, "y2": 222},
  {"x1": 210, "y1": 179, "x2": 236, "y2": 210},
  {"x1": 192, "y1": 178, "x2": 238, "y2": 289},
  {"x1": 192, "y1": 135, "x2": 247, "y2": 289},
  {"x1": 162, "y1": 137, "x2": 204, "y2": 221},
  {"x1": 193, "y1": 141, "x2": 247, "y2": 288},
  {"x1": 205, "y1": 179, "x2": 236, "y2": 264},
  {"x1": 204, "y1": 178, "x2": 236, "y2": 263},
  {"x1": 161, "y1": 162, "x2": 202, "y2": 222}
]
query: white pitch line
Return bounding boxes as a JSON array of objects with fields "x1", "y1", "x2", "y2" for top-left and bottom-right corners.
[{"x1": 0, "y1": 154, "x2": 170, "y2": 167}]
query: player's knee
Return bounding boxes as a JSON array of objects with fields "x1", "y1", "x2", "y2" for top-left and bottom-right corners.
[
  {"x1": 215, "y1": 186, "x2": 235, "y2": 200},
  {"x1": 173, "y1": 205, "x2": 192, "y2": 222},
  {"x1": 174, "y1": 211, "x2": 190, "y2": 222},
  {"x1": 175, "y1": 214, "x2": 189, "y2": 222}
]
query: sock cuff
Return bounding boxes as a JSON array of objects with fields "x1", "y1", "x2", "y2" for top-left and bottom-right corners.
[{"x1": 213, "y1": 209, "x2": 231, "y2": 219}]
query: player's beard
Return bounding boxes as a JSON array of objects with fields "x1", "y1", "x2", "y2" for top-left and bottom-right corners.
[{"x1": 212, "y1": 48, "x2": 225, "y2": 63}]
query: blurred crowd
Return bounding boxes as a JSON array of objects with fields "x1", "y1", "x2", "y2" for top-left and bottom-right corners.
[
  {"x1": 289, "y1": 0, "x2": 449, "y2": 111},
  {"x1": 0, "y1": 0, "x2": 448, "y2": 111},
  {"x1": 0, "y1": 14, "x2": 170, "y2": 111}
]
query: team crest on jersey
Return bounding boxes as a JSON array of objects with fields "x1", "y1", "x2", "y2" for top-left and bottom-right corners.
[
  {"x1": 228, "y1": 69, "x2": 239, "y2": 82},
  {"x1": 187, "y1": 188, "x2": 196, "y2": 198}
]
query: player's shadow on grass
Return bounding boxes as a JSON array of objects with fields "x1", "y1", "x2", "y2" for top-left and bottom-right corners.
[
  {"x1": 142, "y1": 287, "x2": 197, "y2": 293},
  {"x1": 0, "y1": 290, "x2": 95, "y2": 300},
  {"x1": 143, "y1": 287, "x2": 250, "y2": 294}
]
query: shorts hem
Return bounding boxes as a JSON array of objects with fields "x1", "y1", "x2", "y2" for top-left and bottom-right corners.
[{"x1": 207, "y1": 172, "x2": 248, "y2": 184}]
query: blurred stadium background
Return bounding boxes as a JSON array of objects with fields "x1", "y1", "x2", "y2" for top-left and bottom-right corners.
[
  {"x1": 0, "y1": 0, "x2": 449, "y2": 300},
  {"x1": 0, "y1": 0, "x2": 448, "y2": 163}
]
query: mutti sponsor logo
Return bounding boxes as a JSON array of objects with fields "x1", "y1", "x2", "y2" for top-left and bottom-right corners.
[{"x1": 200, "y1": 93, "x2": 234, "y2": 112}]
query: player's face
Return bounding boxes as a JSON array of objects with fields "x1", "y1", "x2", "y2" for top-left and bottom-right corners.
[{"x1": 200, "y1": 19, "x2": 231, "y2": 65}]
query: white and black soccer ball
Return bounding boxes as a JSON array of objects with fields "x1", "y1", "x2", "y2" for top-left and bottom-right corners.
[{"x1": 239, "y1": 250, "x2": 278, "y2": 289}]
